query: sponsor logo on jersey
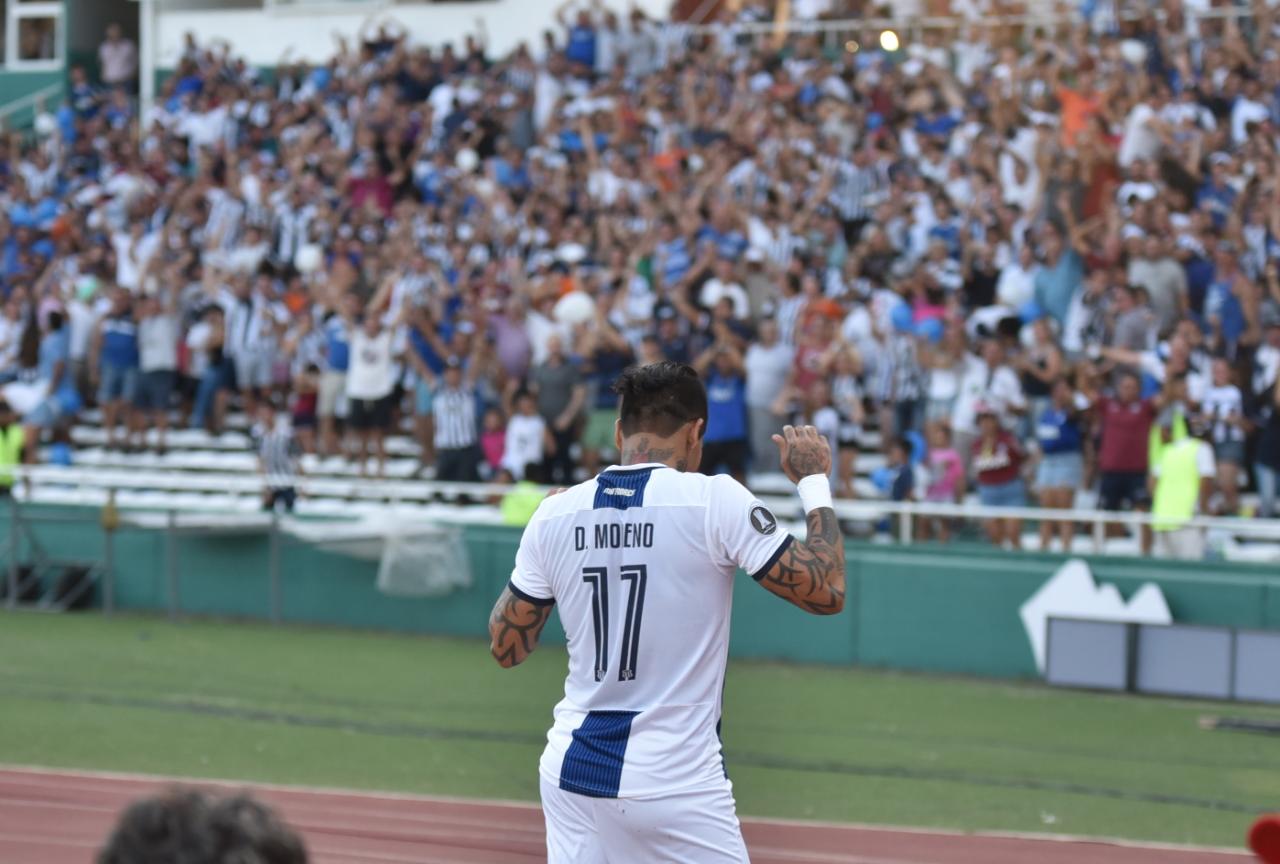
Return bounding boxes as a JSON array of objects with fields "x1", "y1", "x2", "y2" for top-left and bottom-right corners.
[
  {"x1": 603, "y1": 487, "x2": 636, "y2": 497},
  {"x1": 749, "y1": 504, "x2": 777, "y2": 535}
]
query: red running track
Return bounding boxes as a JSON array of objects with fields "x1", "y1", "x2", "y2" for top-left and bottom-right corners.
[{"x1": 0, "y1": 766, "x2": 1250, "y2": 863}]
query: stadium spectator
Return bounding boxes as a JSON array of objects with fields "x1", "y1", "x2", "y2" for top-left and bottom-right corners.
[
  {"x1": 972, "y1": 404, "x2": 1027, "y2": 549},
  {"x1": 1150, "y1": 413, "x2": 1216, "y2": 560},
  {"x1": 255, "y1": 401, "x2": 303, "y2": 513},
  {"x1": 433, "y1": 356, "x2": 482, "y2": 483},
  {"x1": 1034, "y1": 378, "x2": 1086, "y2": 551},
  {"x1": 97, "y1": 788, "x2": 307, "y2": 864},
  {"x1": 98, "y1": 24, "x2": 138, "y2": 91},
  {"x1": 695, "y1": 340, "x2": 749, "y2": 484},
  {"x1": 4, "y1": 1, "x2": 1280, "y2": 550},
  {"x1": 346, "y1": 313, "x2": 396, "y2": 478}
]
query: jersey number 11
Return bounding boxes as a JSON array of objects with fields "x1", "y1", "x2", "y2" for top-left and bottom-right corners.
[{"x1": 581, "y1": 564, "x2": 648, "y2": 683}]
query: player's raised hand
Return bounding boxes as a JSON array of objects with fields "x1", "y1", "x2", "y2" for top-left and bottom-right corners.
[{"x1": 771, "y1": 424, "x2": 832, "y2": 484}]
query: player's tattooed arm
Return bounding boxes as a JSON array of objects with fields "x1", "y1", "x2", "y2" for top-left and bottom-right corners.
[
  {"x1": 488, "y1": 587, "x2": 554, "y2": 668},
  {"x1": 758, "y1": 425, "x2": 847, "y2": 615},
  {"x1": 758, "y1": 507, "x2": 846, "y2": 615}
]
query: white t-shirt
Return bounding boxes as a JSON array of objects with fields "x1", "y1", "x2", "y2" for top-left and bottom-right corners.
[
  {"x1": 502, "y1": 413, "x2": 547, "y2": 480},
  {"x1": 138, "y1": 314, "x2": 178, "y2": 372},
  {"x1": 112, "y1": 231, "x2": 159, "y2": 291},
  {"x1": 699, "y1": 278, "x2": 750, "y2": 320},
  {"x1": 345, "y1": 330, "x2": 395, "y2": 401},
  {"x1": 1118, "y1": 103, "x2": 1161, "y2": 168},
  {"x1": 744, "y1": 342, "x2": 794, "y2": 409},
  {"x1": 511, "y1": 465, "x2": 790, "y2": 798},
  {"x1": 952, "y1": 355, "x2": 1025, "y2": 434}
]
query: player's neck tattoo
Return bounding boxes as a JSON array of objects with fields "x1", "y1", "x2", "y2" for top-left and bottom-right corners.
[{"x1": 621, "y1": 436, "x2": 677, "y2": 467}]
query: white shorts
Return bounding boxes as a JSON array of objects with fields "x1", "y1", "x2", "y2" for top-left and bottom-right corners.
[{"x1": 540, "y1": 776, "x2": 750, "y2": 863}]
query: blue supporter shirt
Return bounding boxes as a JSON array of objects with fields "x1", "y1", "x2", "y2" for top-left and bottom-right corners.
[
  {"x1": 1196, "y1": 181, "x2": 1236, "y2": 229},
  {"x1": 410, "y1": 324, "x2": 449, "y2": 376},
  {"x1": 99, "y1": 316, "x2": 139, "y2": 368},
  {"x1": 565, "y1": 24, "x2": 596, "y2": 68},
  {"x1": 40, "y1": 329, "x2": 80, "y2": 413},
  {"x1": 1036, "y1": 406, "x2": 1082, "y2": 454},
  {"x1": 704, "y1": 371, "x2": 747, "y2": 443},
  {"x1": 324, "y1": 316, "x2": 351, "y2": 372},
  {"x1": 657, "y1": 237, "x2": 691, "y2": 288},
  {"x1": 1205, "y1": 279, "x2": 1245, "y2": 351}
]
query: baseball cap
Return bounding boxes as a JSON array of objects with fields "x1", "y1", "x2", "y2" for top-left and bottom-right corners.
[{"x1": 655, "y1": 303, "x2": 677, "y2": 321}]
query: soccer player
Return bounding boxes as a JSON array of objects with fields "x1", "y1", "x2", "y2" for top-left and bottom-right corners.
[{"x1": 488, "y1": 361, "x2": 845, "y2": 862}]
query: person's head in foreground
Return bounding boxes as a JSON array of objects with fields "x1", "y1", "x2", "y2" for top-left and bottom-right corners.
[
  {"x1": 612, "y1": 361, "x2": 707, "y2": 472},
  {"x1": 98, "y1": 788, "x2": 307, "y2": 864}
]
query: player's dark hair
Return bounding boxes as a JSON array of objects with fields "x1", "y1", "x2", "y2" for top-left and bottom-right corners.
[
  {"x1": 613, "y1": 361, "x2": 707, "y2": 438},
  {"x1": 97, "y1": 788, "x2": 308, "y2": 864}
]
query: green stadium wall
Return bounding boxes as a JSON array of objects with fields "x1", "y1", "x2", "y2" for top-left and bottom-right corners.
[{"x1": 9, "y1": 504, "x2": 1280, "y2": 680}]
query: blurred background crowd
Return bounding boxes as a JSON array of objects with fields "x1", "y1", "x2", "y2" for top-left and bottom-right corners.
[{"x1": 1, "y1": 0, "x2": 1279, "y2": 552}]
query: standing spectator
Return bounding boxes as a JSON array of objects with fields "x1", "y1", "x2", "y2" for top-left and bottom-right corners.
[
  {"x1": 1094, "y1": 370, "x2": 1157, "y2": 550},
  {"x1": 345, "y1": 313, "x2": 396, "y2": 478},
  {"x1": 1034, "y1": 379, "x2": 1086, "y2": 551},
  {"x1": 1254, "y1": 377, "x2": 1280, "y2": 519},
  {"x1": 501, "y1": 387, "x2": 548, "y2": 482},
  {"x1": 952, "y1": 339, "x2": 1026, "y2": 465},
  {"x1": 405, "y1": 304, "x2": 449, "y2": 473},
  {"x1": 827, "y1": 344, "x2": 865, "y2": 499},
  {"x1": 23, "y1": 309, "x2": 80, "y2": 463},
  {"x1": 433, "y1": 357, "x2": 481, "y2": 483},
  {"x1": 920, "y1": 422, "x2": 963, "y2": 542},
  {"x1": 318, "y1": 294, "x2": 358, "y2": 459},
  {"x1": 1033, "y1": 214, "x2": 1087, "y2": 328},
  {"x1": 1018, "y1": 317, "x2": 1064, "y2": 431},
  {"x1": 1127, "y1": 236, "x2": 1188, "y2": 338},
  {"x1": 1199, "y1": 357, "x2": 1246, "y2": 515},
  {"x1": 254, "y1": 401, "x2": 303, "y2": 513},
  {"x1": 224, "y1": 274, "x2": 287, "y2": 421},
  {"x1": 187, "y1": 306, "x2": 229, "y2": 434},
  {"x1": 744, "y1": 319, "x2": 792, "y2": 470},
  {"x1": 886, "y1": 435, "x2": 915, "y2": 503},
  {"x1": 0, "y1": 401, "x2": 24, "y2": 496},
  {"x1": 971, "y1": 405, "x2": 1027, "y2": 549},
  {"x1": 1150, "y1": 414, "x2": 1215, "y2": 560},
  {"x1": 98, "y1": 24, "x2": 138, "y2": 91},
  {"x1": 135, "y1": 288, "x2": 179, "y2": 455},
  {"x1": 578, "y1": 313, "x2": 633, "y2": 476},
  {"x1": 90, "y1": 290, "x2": 139, "y2": 451},
  {"x1": 693, "y1": 341, "x2": 748, "y2": 483},
  {"x1": 529, "y1": 335, "x2": 584, "y2": 486}
]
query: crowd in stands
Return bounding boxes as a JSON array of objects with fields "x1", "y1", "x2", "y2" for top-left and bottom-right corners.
[{"x1": 1, "y1": 0, "x2": 1279, "y2": 552}]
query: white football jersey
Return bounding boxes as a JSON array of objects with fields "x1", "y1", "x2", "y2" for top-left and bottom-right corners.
[{"x1": 509, "y1": 462, "x2": 792, "y2": 799}]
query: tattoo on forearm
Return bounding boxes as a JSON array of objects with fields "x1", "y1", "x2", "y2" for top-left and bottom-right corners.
[
  {"x1": 759, "y1": 507, "x2": 846, "y2": 615},
  {"x1": 621, "y1": 435, "x2": 676, "y2": 466},
  {"x1": 786, "y1": 439, "x2": 829, "y2": 479},
  {"x1": 489, "y1": 588, "x2": 553, "y2": 666}
]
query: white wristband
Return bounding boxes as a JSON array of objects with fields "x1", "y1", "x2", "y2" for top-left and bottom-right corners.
[{"x1": 796, "y1": 474, "x2": 833, "y2": 514}]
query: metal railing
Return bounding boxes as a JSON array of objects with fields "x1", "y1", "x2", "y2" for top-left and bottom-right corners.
[
  {"x1": 0, "y1": 81, "x2": 63, "y2": 131},
  {"x1": 13, "y1": 464, "x2": 1280, "y2": 547}
]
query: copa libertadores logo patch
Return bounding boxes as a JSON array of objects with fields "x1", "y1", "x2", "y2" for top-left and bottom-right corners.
[{"x1": 749, "y1": 505, "x2": 777, "y2": 535}]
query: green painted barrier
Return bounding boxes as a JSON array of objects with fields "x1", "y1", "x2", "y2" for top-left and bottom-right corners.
[{"x1": 5, "y1": 504, "x2": 1279, "y2": 679}]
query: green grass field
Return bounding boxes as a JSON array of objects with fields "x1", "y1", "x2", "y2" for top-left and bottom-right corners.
[{"x1": 1, "y1": 612, "x2": 1277, "y2": 848}]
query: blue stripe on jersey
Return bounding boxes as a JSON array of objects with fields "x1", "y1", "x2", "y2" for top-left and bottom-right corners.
[
  {"x1": 559, "y1": 709, "x2": 639, "y2": 798},
  {"x1": 592, "y1": 468, "x2": 654, "y2": 511}
]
